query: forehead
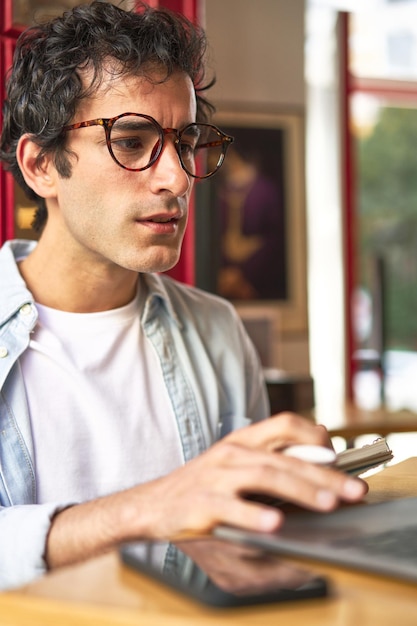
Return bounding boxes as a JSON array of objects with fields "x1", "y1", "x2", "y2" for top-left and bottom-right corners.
[{"x1": 74, "y1": 67, "x2": 197, "y2": 123}]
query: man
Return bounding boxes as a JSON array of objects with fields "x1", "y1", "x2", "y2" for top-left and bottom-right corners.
[{"x1": 0, "y1": 1, "x2": 366, "y2": 590}]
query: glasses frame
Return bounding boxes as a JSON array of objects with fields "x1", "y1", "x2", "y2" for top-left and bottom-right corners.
[{"x1": 62, "y1": 112, "x2": 234, "y2": 179}]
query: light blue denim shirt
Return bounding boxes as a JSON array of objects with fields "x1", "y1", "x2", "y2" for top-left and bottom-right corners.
[{"x1": 0, "y1": 239, "x2": 269, "y2": 590}]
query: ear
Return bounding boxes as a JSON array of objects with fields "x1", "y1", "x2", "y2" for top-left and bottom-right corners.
[{"x1": 16, "y1": 134, "x2": 58, "y2": 199}]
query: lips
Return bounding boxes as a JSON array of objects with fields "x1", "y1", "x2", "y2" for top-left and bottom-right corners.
[
  {"x1": 134, "y1": 211, "x2": 183, "y2": 235},
  {"x1": 148, "y1": 215, "x2": 178, "y2": 223},
  {"x1": 137, "y1": 210, "x2": 183, "y2": 224}
]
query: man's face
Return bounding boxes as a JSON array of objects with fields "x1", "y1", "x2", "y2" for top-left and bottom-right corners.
[{"x1": 45, "y1": 70, "x2": 196, "y2": 275}]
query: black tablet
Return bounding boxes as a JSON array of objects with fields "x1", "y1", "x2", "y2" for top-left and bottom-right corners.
[{"x1": 119, "y1": 537, "x2": 328, "y2": 608}]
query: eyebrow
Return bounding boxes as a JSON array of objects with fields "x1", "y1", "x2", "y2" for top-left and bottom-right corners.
[
  {"x1": 111, "y1": 120, "x2": 156, "y2": 132},
  {"x1": 181, "y1": 124, "x2": 201, "y2": 137}
]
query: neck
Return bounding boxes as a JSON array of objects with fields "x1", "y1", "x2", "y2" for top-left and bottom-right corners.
[{"x1": 19, "y1": 236, "x2": 139, "y2": 314}]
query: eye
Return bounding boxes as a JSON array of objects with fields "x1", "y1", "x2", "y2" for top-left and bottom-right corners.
[
  {"x1": 109, "y1": 118, "x2": 161, "y2": 169},
  {"x1": 110, "y1": 116, "x2": 160, "y2": 156},
  {"x1": 111, "y1": 134, "x2": 146, "y2": 152},
  {"x1": 179, "y1": 141, "x2": 196, "y2": 160}
]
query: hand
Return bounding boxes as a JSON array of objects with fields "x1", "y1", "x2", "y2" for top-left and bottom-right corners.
[
  {"x1": 46, "y1": 413, "x2": 367, "y2": 570},
  {"x1": 122, "y1": 413, "x2": 367, "y2": 540}
]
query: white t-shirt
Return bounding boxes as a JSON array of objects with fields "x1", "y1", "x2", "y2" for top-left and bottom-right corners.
[{"x1": 20, "y1": 289, "x2": 184, "y2": 504}]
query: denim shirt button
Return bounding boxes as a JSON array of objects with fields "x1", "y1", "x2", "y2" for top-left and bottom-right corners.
[
  {"x1": 0, "y1": 347, "x2": 8, "y2": 358},
  {"x1": 19, "y1": 304, "x2": 32, "y2": 316}
]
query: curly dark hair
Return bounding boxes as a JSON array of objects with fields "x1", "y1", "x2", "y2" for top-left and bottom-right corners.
[{"x1": 0, "y1": 0, "x2": 215, "y2": 231}]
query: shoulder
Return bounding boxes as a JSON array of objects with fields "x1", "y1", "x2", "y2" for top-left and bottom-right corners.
[
  {"x1": 143, "y1": 273, "x2": 246, "y2": 340},
  {"x1": 142, "y1": 273, "x2": 269, "y2": 422}
]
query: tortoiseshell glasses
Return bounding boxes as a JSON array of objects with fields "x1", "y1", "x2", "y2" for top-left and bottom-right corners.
[{"x1": 62, "y1": 112, "x2": 234, "y2": 179}]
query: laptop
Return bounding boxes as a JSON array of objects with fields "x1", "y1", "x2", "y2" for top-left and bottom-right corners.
[{"x1": 214, "y1": 496, "x2": 417, "y2": 583}]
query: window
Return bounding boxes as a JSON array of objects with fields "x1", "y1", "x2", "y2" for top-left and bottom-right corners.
[{"x1": 349, "y1": 1, "x2": 417, "y2": 411}]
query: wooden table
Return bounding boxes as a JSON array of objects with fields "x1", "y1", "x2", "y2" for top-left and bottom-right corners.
[
  {"x1": 1, "y1": 459, "x2": 417, "y2": 626},
  {"x1": 308, "y1": 403, "x2": 417, "y2": 446}
]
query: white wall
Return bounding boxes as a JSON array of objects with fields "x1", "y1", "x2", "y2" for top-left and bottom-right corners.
[
  {"x1": 205, "y1": 0, "x2": 305, "y2": 109},
  {"x1": 205, "y1": 0, "x2": 310, "y2": 374},
  {"x1": 305, "y1": 7, "x2": 347, "y2": 422}
]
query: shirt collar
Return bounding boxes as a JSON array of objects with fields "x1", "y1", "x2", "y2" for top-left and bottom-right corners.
[
  {"x1": 141, "y1": 272, "x2": 183, "y2": 329},
  {"x1": 0, "y1": 240, "x2": 36, "y2": 325}
]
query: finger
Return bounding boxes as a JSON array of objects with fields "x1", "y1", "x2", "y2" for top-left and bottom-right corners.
[
  {"x1": 226, "y1": 413, "x2": 331, "y2": 451},
  {"x1": 170, "y1": 493, "x2": 284, "y2": 539},
  {"x1": 257, "y1": 460, "x2": 367, "y2": 510},
  {"x1": 203, "y1": 439, "x2": 367, "y2": 508},
  {"x1": 208, "y1": 450, "x2": 367, "y2": 511}
]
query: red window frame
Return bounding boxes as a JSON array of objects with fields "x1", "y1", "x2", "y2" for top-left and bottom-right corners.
[
  {"x1": 0, "y1": 0, "x2": 26, "y2": 242},
  {"x1": 341, "y1": 11, "x2": 417, "y2": 400}
]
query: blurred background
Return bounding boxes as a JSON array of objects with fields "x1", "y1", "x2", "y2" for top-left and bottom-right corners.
[{"x1": 3, "y1": 0, "x2": 417, "y2": 458}]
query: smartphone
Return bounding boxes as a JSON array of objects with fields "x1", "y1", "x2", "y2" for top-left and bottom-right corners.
[
  {"x1": 120, "y1": 538, "x2": 328, "y2": 608},
  {"x1": 335, "y1": 437, "x2": 393, "y2": 475}
]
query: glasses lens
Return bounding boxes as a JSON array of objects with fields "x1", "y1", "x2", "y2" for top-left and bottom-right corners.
[
  {"x1": 109, "y1": 114, "x2": 161, "y2": 170},
  {"x1": 180, "y1": 124, "x2": 226, "y2": 178}
]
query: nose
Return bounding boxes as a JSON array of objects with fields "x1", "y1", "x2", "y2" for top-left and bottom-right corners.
[{"x1": 149, "y1": 136, "x2": 191, "y2": 197}]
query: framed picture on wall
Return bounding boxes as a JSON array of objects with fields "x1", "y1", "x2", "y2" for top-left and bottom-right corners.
[{"x1": 195, "y1": 109, "x2": 307, "y2": 334}]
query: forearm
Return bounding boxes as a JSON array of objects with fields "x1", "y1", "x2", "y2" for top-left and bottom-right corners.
[{"x1": 45, "y1": 487, "x2": 156, "y2": 570}]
